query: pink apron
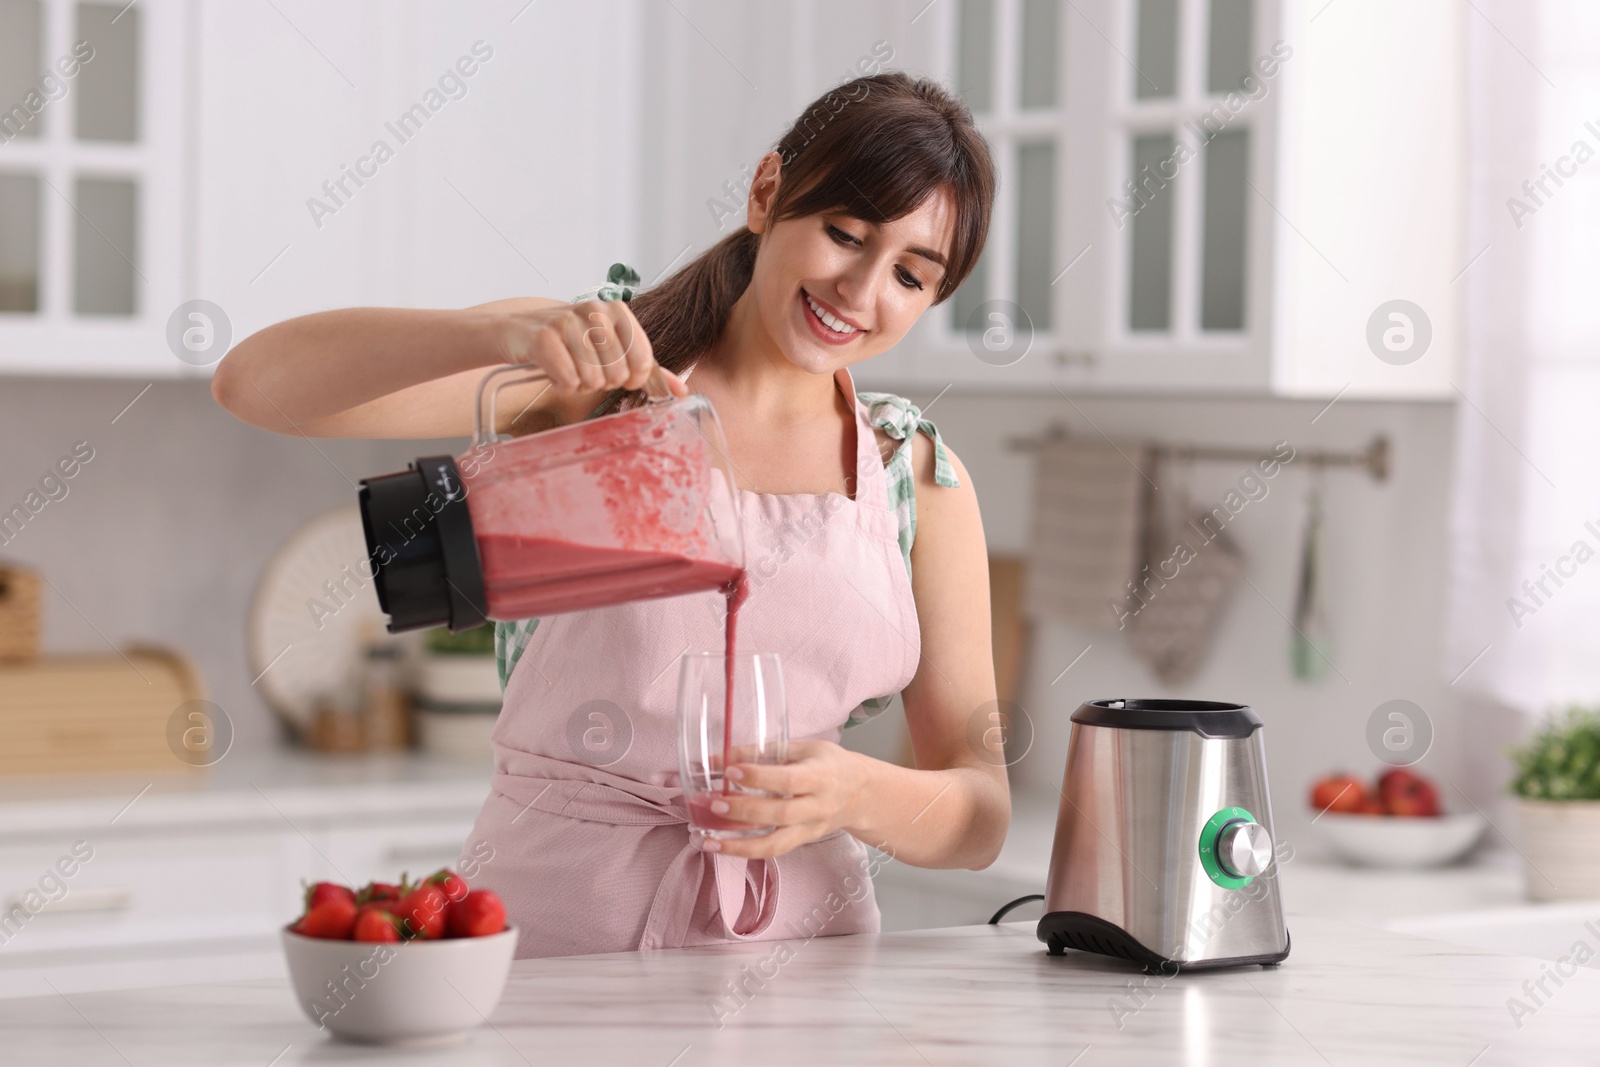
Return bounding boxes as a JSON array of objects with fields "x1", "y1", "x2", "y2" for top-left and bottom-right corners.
[{"x1": 466, "y1": 365, "x2": 923, "y2": 958}]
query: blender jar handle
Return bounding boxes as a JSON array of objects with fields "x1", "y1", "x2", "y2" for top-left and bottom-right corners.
[
  {"x1": 472, "y1": 363, "x2": 551, "y2": 451},
  {"x1": 470, "y1": 362, "x2": 676, "y2": 451}
]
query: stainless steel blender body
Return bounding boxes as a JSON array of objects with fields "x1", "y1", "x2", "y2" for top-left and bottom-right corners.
[{"x1": 1038, "y1": 699, "x2": 1290, "y2": 972}]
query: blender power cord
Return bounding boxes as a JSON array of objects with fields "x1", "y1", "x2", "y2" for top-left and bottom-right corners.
[{"x1": 987, "y1": 894, "x2": 1045, "y2": 924}]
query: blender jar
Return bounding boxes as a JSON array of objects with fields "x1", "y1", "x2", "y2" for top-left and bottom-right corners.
[{"x1": 358, "y1": 363, "x2": 744, "y2": 633}]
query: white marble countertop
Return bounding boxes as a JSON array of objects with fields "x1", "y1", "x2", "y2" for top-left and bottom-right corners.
[{"x1": 2, "y1": 914, "x2": 1593, "y2": 1065}]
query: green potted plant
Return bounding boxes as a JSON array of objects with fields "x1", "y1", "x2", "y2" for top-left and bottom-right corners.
[{"x1": 1510, "y1": 704, "x2": 1600, "y2": 901}]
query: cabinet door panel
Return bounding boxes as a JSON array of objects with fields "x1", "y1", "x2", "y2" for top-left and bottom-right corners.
[
  {"x1": 195, "y1": 0, "x2": 403, "y2": 350},
  {"x1": 1268, "y1": 0, "x2": 1462, "y2": 398},
  {"x1": 316, "y1": 816, "x2": 480, "y2": 888},
  {"x1": 0, "y1": 0, "x2": 188, "y2": 375},
  {"x1": 0, "y1": 830, "x2": 307, "y2": 954}
]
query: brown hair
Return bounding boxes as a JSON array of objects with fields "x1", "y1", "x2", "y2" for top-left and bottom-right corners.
[{"x1": 592, "y1": 70, "x2": 995, "y2": 416}]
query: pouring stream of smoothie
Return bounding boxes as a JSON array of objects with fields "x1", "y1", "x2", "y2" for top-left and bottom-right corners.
[{"x1": 722, "y1": 570, "x2": 751, "y2": 796}]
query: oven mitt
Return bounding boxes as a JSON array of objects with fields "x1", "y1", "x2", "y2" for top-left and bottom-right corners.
[{"x1": 1126, "y1": 493, "x2": 1245, "y2": 686}]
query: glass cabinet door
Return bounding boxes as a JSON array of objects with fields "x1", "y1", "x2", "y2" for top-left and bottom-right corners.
[
  {"x1": 0, "y1": 0, "x2": 186, "y2": 373},
  {"x1": 0, "y1": 0, "x2": 45, "y2": 313},
  {"x1": 1119, "y1": 0, "x2": 1255, "y2": 340},
  {"x1": 941, "y1": 0, "x2": 1066, "y2": 381},
  {"x1": 916, "y1": 0, "x2": 1277, "y2": 393}
]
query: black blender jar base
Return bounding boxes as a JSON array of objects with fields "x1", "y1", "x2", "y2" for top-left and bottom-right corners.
[{"x1": 358, "y1": 454, "x2": 488, "y2": 634}]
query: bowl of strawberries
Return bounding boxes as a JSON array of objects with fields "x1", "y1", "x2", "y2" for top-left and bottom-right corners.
[
  {"x1": 1308, "y1": 768, "x2": 1487, "y2": 868},
  {"x1": 281, "y1": 868, "x2": 516, "y2": 1046}
]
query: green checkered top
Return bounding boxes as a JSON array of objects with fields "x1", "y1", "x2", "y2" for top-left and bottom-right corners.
[{"x1": 492, "y1": 263, "x2": 959, "y2": 727}]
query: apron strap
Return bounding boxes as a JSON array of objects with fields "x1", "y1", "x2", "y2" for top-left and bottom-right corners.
[
  {"x1": 491, "y1": 762, "x2": 781, "y2": 949},
  {"x1": 640, "y1": 841, "x2": 780, "y2": 950}
]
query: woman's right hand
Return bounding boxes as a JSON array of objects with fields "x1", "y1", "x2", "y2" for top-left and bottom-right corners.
[
  {"x1": 212, "y1": 292, "x2": 690, "y2": 440},
  {"x1": 492, "y1": 298, "x2": 688, "y2": 398}
]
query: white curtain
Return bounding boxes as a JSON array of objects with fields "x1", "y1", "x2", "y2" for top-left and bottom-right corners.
[{"x1": 1447, "y1": 0, "x2": 1600, "y2": 714}]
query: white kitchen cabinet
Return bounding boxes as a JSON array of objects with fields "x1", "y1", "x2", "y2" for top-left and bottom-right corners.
[
  {"x1": 0, "y1": 0, "x2": 191, "y2": 375},
  {"x1": 0, "y1": 0, "x2": 1463, "y2": 397},
  {"x1": 318, "y1": 815, "x2": 481, "y2": 888},
  {"x1": 1266, "y1": 0, "x2": 1465, "y2": 399},
  {"x1": 197, "y1": 0, "x2": 643, "y2": 339},
  {"x1": 847, "y1": 0, "x2": 1465, "y2": 400},
  {"x1": 870, "y1": 857, "x2": 1042, "y2": 932},
  {"x1": 0, "y1": 829, "x2": 311, "y2": 957},
  {"x1": 0, "y1": 754, "x2": 489, "y2": 998},
  {"x1": 0, "y1": 0, "x2": 643, "y2": 377},
  {"x1": 635, "y1": 0, "x2": 974, "y2": 386},
  {"x1": 194, "y1": 0, "x2": 645, "y2": 372}
]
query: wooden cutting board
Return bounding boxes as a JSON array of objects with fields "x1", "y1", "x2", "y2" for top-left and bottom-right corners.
[
  {"x1": 987, "y1": 554, "x2": 1030, "y2": 706},
  {"x1": 0, "y1": 644, "x2": 210, "y2": 776}
]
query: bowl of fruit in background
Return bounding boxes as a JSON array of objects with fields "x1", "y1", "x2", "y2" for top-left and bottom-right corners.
[
  {"x1": 280, "y1": 868, "x2": 517, "y2": 1047},
  {"x1": 1308, "y1": 768, "x2": 1488, "y2": 868}
]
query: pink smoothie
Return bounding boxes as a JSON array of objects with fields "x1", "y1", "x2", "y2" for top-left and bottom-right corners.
[
  {"x1": 475, "y1": 535, "x2": 743, "y2": 620},
  {"x1": 686, "y1": 789, "x2": 751, "y2": 832},
  {"x1": 721, "y1": 571, "x2": 751, "y2": 795},
  {"x1": 462, "y1": 402, "x2": 743, "y2": 620}
]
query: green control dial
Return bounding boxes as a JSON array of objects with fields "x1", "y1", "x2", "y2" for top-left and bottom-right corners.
[{"x1": 1199, "y1": 806, "x2": 1258, "y2": 889}]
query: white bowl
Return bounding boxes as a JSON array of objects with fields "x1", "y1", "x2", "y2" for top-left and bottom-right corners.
[
  {"x1": 282, "y1": 925, "x2": 517, "y2": 1046},
  {"x1": 416, "y1": 653, "x2": 505, "y2": 704},
  {"x1": 1315, "y1": 812, "x2": 1488, "y2": 868},
  {"x1": 414, "y1": 708, "x2": 497, "y2": 761}
]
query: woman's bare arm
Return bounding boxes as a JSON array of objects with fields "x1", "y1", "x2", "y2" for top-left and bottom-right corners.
[
  {"x1": 841, "y1": 435, "x2": 1011, "y2": 869},
  {"x1": 707, "y1": 434, "x2": 1012, "y2": 869},
  {"x1": 210, "y1": 296, "x2": 679, "y2": 439}
]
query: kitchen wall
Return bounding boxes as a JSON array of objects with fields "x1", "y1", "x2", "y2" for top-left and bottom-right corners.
[
  {"x1": 0, "y1": 0, "x2": 1498, "y2": 868},
  {"x1": 0, "y1": 376, "x2": 442, "y2": 753},
  {"x1": 839, "y1": 388, "x2": 1476, "y2": 859},
  {"x1": 0, "y1": 372, "x2": 1480, "y2": 860}
]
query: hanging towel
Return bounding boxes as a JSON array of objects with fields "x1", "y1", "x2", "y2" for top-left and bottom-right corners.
[
  {"x1": 1022, "y1": 433, "x2": 1151, "y2": 630},
  {"x1": 1126, "y1": 469, "x2": 1246, "y2": 685}
]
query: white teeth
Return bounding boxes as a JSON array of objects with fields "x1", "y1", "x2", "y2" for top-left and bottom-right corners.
[{"x1": 805, "y1": 292, "x2": 857, "y2": 334}]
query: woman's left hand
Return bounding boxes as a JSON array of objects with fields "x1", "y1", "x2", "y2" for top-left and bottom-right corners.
[{"x1": 697, "y1": 741, "x2": 868, "y2": 858}]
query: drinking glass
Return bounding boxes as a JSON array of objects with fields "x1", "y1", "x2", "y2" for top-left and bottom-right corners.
[{"x1": 676, "y1": 651, "x2": 788, "y2": 839}]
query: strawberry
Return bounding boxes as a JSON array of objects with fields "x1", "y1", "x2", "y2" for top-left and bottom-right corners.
[
  {"x1": 352, "y1": 905, "x2": 404, "y2": 942},
  {"x1": 302, "y1": 881, "x2": 355, "y2": 912},
  {"x1": 446, "y1": 889, "x2": 506, "y2": 938},
  {"x1": 425, "y1": 867, "x2": 470, "y2": 904},
  {"x1": 395, "y1": 883, "x2": 449, "y2": 940},
  {"x1": 355, "y1": 880, "x2": 404, "y2": 906},
  {"x1": 291, "y1": 895, "x2": 358, "y2": 939}
]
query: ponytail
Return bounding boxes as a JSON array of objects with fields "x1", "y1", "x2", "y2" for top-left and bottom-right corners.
[
  {"x1": 593, "y1": 227, "x2": 758, "y2": 415},
  {"x1": 592, "y1": 69, "x2": 994, "y2": 416}
]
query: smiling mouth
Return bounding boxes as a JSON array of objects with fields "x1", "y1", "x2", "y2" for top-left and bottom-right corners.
[{"x1": 801, "y1": 288, "x2": 864, "y2": 338}]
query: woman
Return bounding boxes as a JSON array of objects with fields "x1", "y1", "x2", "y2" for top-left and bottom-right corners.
[{"x1": 213, "y1": 70, "x2": 1008, "y2": 957}]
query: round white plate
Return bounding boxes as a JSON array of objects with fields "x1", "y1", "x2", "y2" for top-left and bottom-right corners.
[{"x1": 247, "y1": 505, "x2": 404, "y2": 733}]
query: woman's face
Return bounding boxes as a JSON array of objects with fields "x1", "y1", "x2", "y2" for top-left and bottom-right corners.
[{"x1": 745, "y1": 150, "x2": 955, "y2": 377}]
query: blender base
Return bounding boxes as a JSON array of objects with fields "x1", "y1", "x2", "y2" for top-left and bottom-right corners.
[{"x1": 1038, "y1": 911, "x2": 1292, "y2": 975}]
